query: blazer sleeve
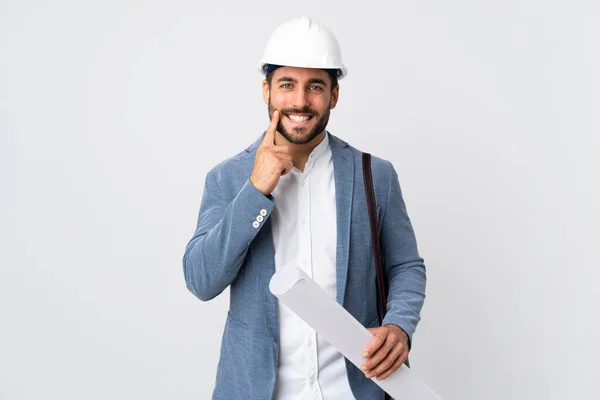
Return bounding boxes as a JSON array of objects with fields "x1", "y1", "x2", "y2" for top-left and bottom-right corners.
[
  {"x1": 182, "y1": 169, "x2": 275, "y2": 302},
  {"x1": 379, "y1": 161, "x2": 427, "y2": 350}
]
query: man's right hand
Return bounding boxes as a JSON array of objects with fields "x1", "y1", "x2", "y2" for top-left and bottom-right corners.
[{"x1": 250, "y1": 110, "x2": 293, "y2": 196}]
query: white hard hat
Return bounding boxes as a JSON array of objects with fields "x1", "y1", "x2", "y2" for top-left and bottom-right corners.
[{"x1": 258, "y1": 16, "x2": 348, "y2": 80}]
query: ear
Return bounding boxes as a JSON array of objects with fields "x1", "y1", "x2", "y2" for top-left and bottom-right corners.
[
  {"x1": 262, "y1": 79, "x2": 270, "y2": 105},
  {"x1": 329, "y1": 84, "x2": 340, "y2": 109}
]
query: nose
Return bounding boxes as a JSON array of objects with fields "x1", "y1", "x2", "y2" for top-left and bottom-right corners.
[{"x1": 291, "y1": 87, "x2": 310, "y2": 110}]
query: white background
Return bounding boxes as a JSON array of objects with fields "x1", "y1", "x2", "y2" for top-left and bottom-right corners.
[{"x1": 2, "y1": 1, "x2": 599, "y2": 399}]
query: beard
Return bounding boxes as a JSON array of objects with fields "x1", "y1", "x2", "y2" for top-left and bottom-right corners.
[{"x1": 268, "y1": 97, "x2": 331, "y2": 145}]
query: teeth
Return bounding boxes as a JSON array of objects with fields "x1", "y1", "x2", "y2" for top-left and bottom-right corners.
[{"x1": 288, "y1": 114, "x2": 311, "y2": 122}]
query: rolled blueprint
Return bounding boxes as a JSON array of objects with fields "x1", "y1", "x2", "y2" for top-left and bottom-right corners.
[{"x1": 269, "y1": 266, "x2": 442, "y2": 400}]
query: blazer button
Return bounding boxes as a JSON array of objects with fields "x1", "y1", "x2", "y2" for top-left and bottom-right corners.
[
  {"x1": 260, "y1": 209, "x2": 267, "y2": 216},
  {"x1": 252, "y1": 221, "x2": 260, "y2": 228},
  {"x1": 256, "y1": 215, "x2": 264, "y2": 222}
]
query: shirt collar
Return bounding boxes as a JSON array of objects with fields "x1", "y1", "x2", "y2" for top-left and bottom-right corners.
[{"x1": 307, "y1": 131, "x2": 330, "y2": 164}]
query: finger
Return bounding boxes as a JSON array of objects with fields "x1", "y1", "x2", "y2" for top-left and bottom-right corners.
[
  {"x1": 262, "y1": 110, "x2": 279, "y2": 146},
  {"x1": 362, "y1": 335, "x2": 395, "y2": 375},
  {"x1": 375, "y1": 353, "x2": 405, "y2": 381},
  {"x1": 269, "y1": 145, "x2": 291, "y2": 154},
  {"x1": 280, "y1": 160, "x2": 294, "y2": 176},
  {"x1": 270, "y1": 152, "x2": 292, "y2": 174},
  {"x1": 362, "y1": 328, "x2": 386, "y2": 359},
  {"x1": 368, "y1": 344, "x2": 405, "y2": 378},
  {"x1": 270, "y1": 153, "x2": 293, "y2": 164}
]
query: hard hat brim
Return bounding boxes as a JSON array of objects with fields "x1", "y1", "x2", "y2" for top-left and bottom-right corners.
[{"x1": 258, "y1": 61, "x2": 348, "y2": 80}]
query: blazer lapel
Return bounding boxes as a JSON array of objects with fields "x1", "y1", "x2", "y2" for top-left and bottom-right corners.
[{"x1": 328, "y1": 133, "x2": 354, "y2": 307}]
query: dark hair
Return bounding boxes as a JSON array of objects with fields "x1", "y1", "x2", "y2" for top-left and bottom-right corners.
[{"x1": 266, "y1": 70, "x2": 339, "y2": 94}]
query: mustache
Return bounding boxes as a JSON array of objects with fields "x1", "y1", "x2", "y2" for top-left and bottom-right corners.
[{"x1": 280, "y1": 107, "x2": 317, "y2": 116}]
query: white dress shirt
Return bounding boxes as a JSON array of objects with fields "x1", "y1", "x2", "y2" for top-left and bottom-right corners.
[{"x1": 271, "y1": 133, "x2": 356, "y2": 400}]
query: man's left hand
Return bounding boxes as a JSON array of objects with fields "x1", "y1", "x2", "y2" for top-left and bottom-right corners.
[{"x1": 360, "y1": 324, "x2": 409, "y2": 380}]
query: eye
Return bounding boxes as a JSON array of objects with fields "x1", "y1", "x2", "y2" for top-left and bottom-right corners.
[
  {"x1": 280, "y1": 83, "x2": 293, "y2": 89},
  {"x1": 309, "y1": 85, "x2": 324, "y2": 91}
]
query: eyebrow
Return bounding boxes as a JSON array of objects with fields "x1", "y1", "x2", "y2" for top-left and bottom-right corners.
[{"x1": 276, "y1": 77, "x2": 328, "y2": 87}]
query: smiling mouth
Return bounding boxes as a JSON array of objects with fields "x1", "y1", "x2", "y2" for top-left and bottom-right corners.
[{"x1": 285, "y1": 113, "x2": 314, "y2": 125}]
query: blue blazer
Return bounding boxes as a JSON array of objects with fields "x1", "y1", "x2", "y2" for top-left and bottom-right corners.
[{"x1": 183, "y1": 132, "x2": 427, "y2": 399}]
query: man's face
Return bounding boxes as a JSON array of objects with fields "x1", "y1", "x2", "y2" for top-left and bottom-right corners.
[{"x1": 263, "y1": 66, "x2": 339, "y2": 145}]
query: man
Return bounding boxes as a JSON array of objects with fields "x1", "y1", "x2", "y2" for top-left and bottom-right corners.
[{"x1": 183, "y1": 16, "x2": 426, "y2": 399}]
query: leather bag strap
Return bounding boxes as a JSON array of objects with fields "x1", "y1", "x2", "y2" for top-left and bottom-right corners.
[{"x1": 362, "y1": 153, "x2": 389, "y2": 324}]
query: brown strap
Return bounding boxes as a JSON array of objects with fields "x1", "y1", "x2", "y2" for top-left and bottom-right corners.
[{"x1": 362, "y1": 153, "x2": 389, "y2": 325}]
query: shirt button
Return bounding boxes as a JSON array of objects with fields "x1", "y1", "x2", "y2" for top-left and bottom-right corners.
[
  {"x1": 252, "y1": 221, "x2": 260, "y2": 228},
  {"x1": 256, "y1": 215, "x2": 264, "y2": 222},
  {"x1": 308, "y1": 338, "x2": 313, "y2": 346},
  {"x1": 309, "y1": 376, "x2": 315, "y2": 385},
  {"x1": 260, "y1": 209, "x2": 267, "y2": 216},
  {"x1": 301, "y1": 218, "x2": 307, "y2": 225}
]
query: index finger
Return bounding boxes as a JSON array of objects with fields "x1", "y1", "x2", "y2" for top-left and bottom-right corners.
[
  {"x1": 362, "y1": 329, "x2": 386, "y2": 358},
  {"x1": 261, "y1": 109, "x2": 279, "y2": 146}
]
